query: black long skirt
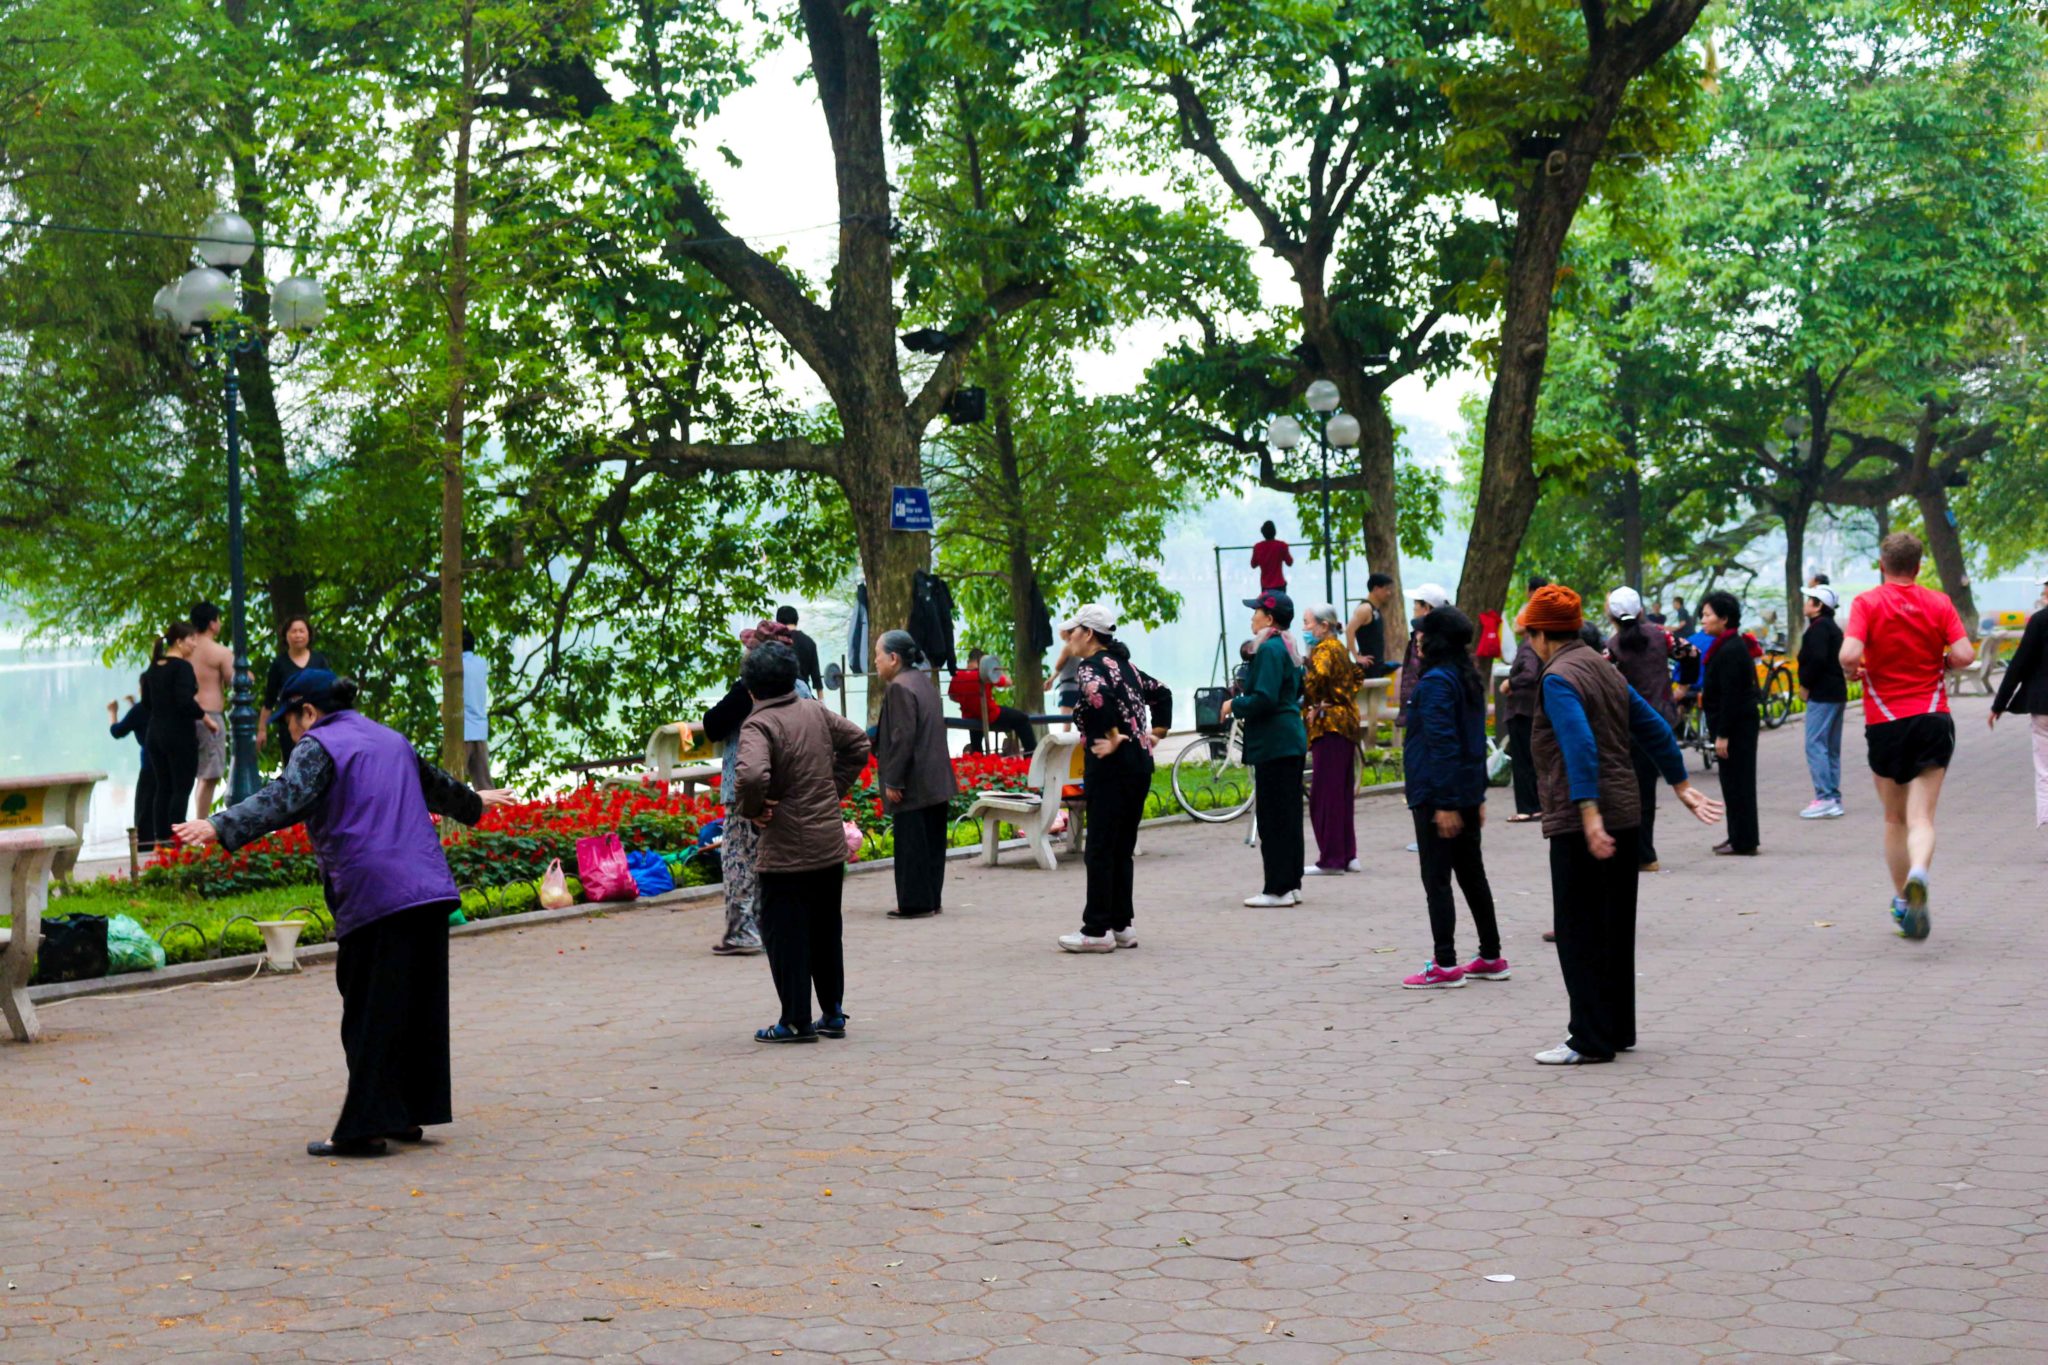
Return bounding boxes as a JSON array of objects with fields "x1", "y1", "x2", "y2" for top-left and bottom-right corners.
[{"x1": 330, "y1": 901, "x2": 454, "y2": 1143}]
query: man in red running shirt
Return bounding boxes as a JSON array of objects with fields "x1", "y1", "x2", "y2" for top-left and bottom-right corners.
[{"x1": 1840, "y1": 532, "x2": 1976, "y2": 941}]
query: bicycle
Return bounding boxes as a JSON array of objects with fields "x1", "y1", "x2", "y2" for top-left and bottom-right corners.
[
  {"x1": 1675, "y1": 691, "x2": 1716, "y2": 772},
  {"x1": 1758, "y1": 636, "x2": 1796, "y2": 730},
  {"x1": 1171, "y1": 718, "x2": 1257, "y2": 823}
]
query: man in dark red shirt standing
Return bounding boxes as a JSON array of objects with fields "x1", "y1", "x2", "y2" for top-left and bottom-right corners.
[
  {"x1": 1841, "y1": 532, "x2": 1976, "y2": 941},
  {"x1": 1250, "y1": 521, "x2": 1292, "y2": 591}
]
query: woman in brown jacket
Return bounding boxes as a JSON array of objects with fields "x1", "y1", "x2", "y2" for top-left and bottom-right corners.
[
  {"x1": 734, "y1": 642, "x2": 872, "y2": 1043},
  {"x1": 874, "y1": 629, "x2": 957, "y2": 920}
]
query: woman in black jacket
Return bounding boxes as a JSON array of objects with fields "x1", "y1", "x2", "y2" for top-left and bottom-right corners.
[
  {"x1": 140, "y1": 623, "x2": 219, "y2": 842},
  {"x1": 108, "y1": 685, "x2": 156, "y2": 850},
  {"x1": 1699, "y1": 591, "x2": 1761, "y2": 855},
  {"x1": 1988, "y1": 581, "x2": 2048, "y2": 830}
]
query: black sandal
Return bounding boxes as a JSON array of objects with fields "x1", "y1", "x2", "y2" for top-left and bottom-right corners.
[{"x1": 307, "y1": 1137, "x2": 388, "y2": 1158}]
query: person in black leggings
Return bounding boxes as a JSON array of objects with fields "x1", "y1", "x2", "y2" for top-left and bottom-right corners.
[{"x1": 140, "y1": 623, "x2": 216, "y2": 840}]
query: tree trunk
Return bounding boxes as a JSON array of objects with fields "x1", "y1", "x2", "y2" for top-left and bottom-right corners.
[
  {"x1": 222, "y1": 0, "x2": 309, "y2": 639},
  {"x1": 984, "y1": 357, "x2": 1044, "y2": 712},
  {"x1": 1455, "y1": 6, "x2": 1709, "y2": 615},
  {"x1": 439, "y1": 3, "x2": 477, "y2": 773},
  {"x1": 843, "y1": 414, "x2": 927, "y2": 721},
  {"x1": 1782, "y1": 496, "x2": 1811, "y2": 653},
  {"x1": 1349, "y1": 389, "x2": 1408, "y2": 661},
  {"x1": 1914, "y1": 485, "x2": 1979, "y2": 639},
  {"x1": 1618, "y1": 418, "x2": 1645, "y2": 590}
]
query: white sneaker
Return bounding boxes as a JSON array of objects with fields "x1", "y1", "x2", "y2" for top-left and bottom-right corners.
[
  {"x1": 1243, "y1": 892, "x2": 1298, "y2": 907},
  {"x1": 1823, "y1": 801, "x2": 1845, "y2": 818},
  {"x1": 1346, "y1": 859, "x2": 1362, "y2": 873},
  {"x1": 1112, "y1": 929, "x2": 1139, "y2": 949},
  {"x1": 1058, "y1": 931, "x2": 1115, "y2": 953},
  {"x1": 1404, "y1": 842, "x2": 1420, "y2": 853},
  {"x1": 1533, "y1": 1043, "x2": 1591, "y2": 1065},
  {"x1": 1303, "y1": 865, "x2": 1343, "y2": 877}
]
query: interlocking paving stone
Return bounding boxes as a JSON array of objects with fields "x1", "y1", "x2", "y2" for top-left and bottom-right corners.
[{"x1": 3, "y1": 698, "x2": 2045, "y2": 1361}]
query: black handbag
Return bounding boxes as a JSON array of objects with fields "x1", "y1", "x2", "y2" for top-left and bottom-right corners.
[{"x1": 35, "y1": 915, "x2": 110, "y2": 984}]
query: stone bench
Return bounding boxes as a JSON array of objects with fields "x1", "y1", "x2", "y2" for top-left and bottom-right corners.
[
  {"x1": 1, "y1": 825, "x2": 80, "y2": 1043},
  {"x1": 0, "y1": 771, "x2": 104, "y2": 882},
  {"x1": 966, "y1": 730, "x2": 1083, "y2": 871}
]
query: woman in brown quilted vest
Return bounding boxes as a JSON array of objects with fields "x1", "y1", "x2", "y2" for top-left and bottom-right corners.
[{"x1": 1521, "y1": 586, "x2": 1723, "y2": 1065}]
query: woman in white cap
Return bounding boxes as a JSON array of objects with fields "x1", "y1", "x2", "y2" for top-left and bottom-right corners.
[
  {"x1": 1603, "y1": 587, "x2": 1692, "y2": 872},
  {"x1": 1796, "y1": 585, "x2": 1849, "y2": 819},
  {"x1": 1056, "y1": 605, "x2": 1160, "y2": 952}
]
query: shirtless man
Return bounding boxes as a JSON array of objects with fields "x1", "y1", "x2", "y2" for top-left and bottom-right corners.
[{"x1": 188, "y1": 601, "x2": 236, "y2": 818}]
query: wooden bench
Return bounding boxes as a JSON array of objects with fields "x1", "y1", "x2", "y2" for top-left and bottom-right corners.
[
  {"x1": 0, "y1": 771, "x2": 105, "y2": 882},
  {"x1": 967, "y1": 729, "x2": 1083, "y2": 871},
  {"x1": 1, "y1": 825, "x2": 79, "y2": 1043}
]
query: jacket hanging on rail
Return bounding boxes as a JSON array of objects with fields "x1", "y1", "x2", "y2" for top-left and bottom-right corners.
[
  {"x1": 908, "y1": 570, "x2": 958, "y2": 672},
  {"x1": 1027, "y1": 577, "x2": 1055, "y2": 656},
  {"x1": 847, "y1": 583, "x2": 871, "y2": 674}
]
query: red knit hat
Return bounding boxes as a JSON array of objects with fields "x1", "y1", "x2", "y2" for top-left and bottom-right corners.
[{"x1": 1516, "y1": 584, "x2": 1584, "y2": 635}]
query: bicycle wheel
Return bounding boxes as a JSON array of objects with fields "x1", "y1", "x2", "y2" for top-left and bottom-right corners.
[
  {"x1": 1761, "y1": 664, "x2": 1795, "y2": 730},
  {"x1": 1172, "y1": 734, "x2": 1255, "y2": 822}
]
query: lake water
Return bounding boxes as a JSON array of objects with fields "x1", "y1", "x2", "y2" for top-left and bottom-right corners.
[{"x1": 1, "y1": 646, "x2": 149, "y2": 858}]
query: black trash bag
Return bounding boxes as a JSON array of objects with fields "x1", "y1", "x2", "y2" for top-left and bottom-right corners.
[{"x1": 35, "y1": 915, "x2": 110, "y2": 984}]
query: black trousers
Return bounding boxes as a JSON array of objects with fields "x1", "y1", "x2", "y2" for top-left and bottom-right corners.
[
  {"x1": 132, "y1": 761, "x2": 161, "y2": 850},
  {"x1": 1506, "y1": 714, "x2": 1540, "y2": 816},
  {"x1": 1254, "y1": 754, "x2": 1306, "y2": 895},
  {"x1": 891, "y1": 803, "x2": 949, "y2": 914},
  {"x1": 1719, "y1": 727, "x2": 1760, "y2": 852},
  {"x1": 1631, "y1": 744, "x2": 1661, "y2": 865},
  {"x1": 144, "y1": 741, "x2": 197, "y2": 844},
  {"x1": 1548, "y1": 827, "x2": 1641, "y2": 1060},
  {"x1": 1081, "y1": 749, "x2": 1152, "y2": 935},
  {"x1": 1412, "y1": 807, "x2": 1500, "y2": 967},
  {"x1": 332, "y1": 901, "x2": 453, "y2": 1143},
  {"x1": 965, "y1": 706, "x2": 1037, "y2": 756},
  {"x1": 758, "y1": 864, "x2": 845, "y2": 1029}
]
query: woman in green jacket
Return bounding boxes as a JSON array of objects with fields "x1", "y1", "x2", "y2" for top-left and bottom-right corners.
[{"x1": 1221, "y1": 590, "x2": 1310, "y2": 905}]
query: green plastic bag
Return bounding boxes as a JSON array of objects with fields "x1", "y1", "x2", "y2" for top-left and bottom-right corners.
[
  {"x1": 104, "y1": 914, "x2": 165, "y2": 974},
  {"x1": 447, "y1": 907, "x2": 467, "y2": 927}
]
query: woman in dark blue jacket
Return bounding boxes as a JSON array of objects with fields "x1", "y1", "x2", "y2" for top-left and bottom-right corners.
[{"x1": 1401, "y1": 607, "x2": 1504, "y2": 989}]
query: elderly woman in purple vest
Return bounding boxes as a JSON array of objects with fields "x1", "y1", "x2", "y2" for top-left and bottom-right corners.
[{"x1": 173, "y1": 669, "x2": 513, "y2": 1157}]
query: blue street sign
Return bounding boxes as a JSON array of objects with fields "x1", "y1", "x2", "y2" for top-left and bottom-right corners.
[{"x1": 890, "y1": 485, "x2": 934, "y2": 532}]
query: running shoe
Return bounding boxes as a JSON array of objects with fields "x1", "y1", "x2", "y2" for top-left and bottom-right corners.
[
  {"x1": 1533, "y1": 1043, "x2": 1602, "y2": 1065},
  {"x1": 1058, "y1": 931, "x2": 1116, "y2": 953},
  {"x1": 1462, "y1": 957, "x2": 1511, "y2": 981},
  {"x1": 1899, "y1": 870, "x2": 1931, "y2": 940},
  {"x1": 1303, "y1": 865, "x2": 1346, "y2": 877},
  {"x1": 1111, "y1": 929, "x2": 1139, "y2": 949},
  {"x1": 1822, "y1": 801, "x2": 1846, "y2": 818},
  {"x1": 1403, "y1": 961, "x2": 1466, "y2": 989},
  {"x1": 1243, "y1": 891, "x2": 1300, "y2": 907},
  {"x1": 1799, "y1": 800, "x2": 1833, "y2": 820}
]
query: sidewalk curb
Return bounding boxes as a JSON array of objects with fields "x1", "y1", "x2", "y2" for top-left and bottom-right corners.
[{"x1": 28, "y1": 782, "x2": 1407, "y2": 1007}]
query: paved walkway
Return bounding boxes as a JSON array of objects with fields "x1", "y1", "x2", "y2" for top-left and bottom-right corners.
[{"x1": 4, "y1": 698, "x2": 2045, "y2": 1364}]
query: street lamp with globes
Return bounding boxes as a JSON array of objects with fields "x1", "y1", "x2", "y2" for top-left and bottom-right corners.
[
  {"x1": 153, "y1": 210, "x2": 327, "y2": 804},
  {"x1": 1266, "y1": 380, "x2": 1363, "y2": 602}
]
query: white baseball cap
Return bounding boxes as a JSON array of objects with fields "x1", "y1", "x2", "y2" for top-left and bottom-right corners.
[
  {"x1": 1801, "y1": 584, "x2": 1839, "y2": 610},
  {"x1": 1411, "y1": 582, "x2": 1451, "y2": 609},
  {"x1": 1058, "y1": 603, "x2": 1118, "y2": 635},
  {"x1": 1606, "y1": 587, "x2": 1644, "y2": 621}
]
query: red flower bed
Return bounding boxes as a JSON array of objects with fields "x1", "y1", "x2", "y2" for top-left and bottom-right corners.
[{"x1": 145, "y1": 755, "x2": 1035, "y2": 897}]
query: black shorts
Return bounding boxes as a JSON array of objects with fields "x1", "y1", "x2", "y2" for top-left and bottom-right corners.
[{"x1": 1865, "y1": 713, "x2": 1955, "y2": 784}]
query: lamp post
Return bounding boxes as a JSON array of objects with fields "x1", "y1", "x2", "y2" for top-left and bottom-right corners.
[
  {"x1": 1266, "y1": 381, "x2": 1363, "y2": 603},
  {"x1": 154, "y1": 210, "x2": 327, "y2": 805}
]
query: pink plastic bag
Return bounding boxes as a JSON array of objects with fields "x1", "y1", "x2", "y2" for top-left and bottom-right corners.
[
  {"x1": 537, "y1": 858, "x2": 575, "y2": 909},
  {"x1": 843, "y1": 821, "x2": 864, "y2": 863},
  {"x1": 575, "y1": 833, "x2": 638, "y2": 902}
]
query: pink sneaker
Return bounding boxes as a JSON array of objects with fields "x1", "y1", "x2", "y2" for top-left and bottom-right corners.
[
  {"x1": 1402, "y1": 961, "x2": 1466, "y2": 989},
  {"x1": 1462, "y1": 957, "x2": 1511, "y2": 981}
]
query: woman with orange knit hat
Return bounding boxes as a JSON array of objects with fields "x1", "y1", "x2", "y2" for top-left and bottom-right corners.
[{"x1": 1521, "y1": 585, "x2": 1724, "y2": 1064}]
